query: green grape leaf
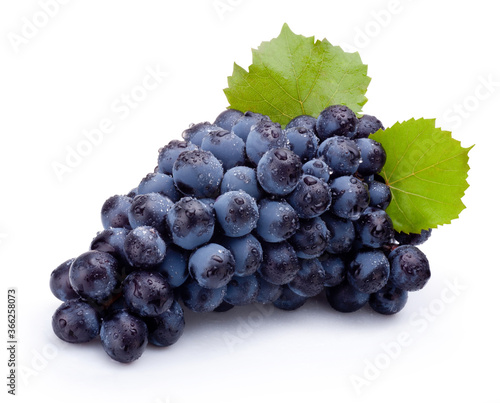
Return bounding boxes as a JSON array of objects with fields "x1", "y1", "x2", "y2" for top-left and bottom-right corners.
[
  {"x1": 370, "y1": 118, "x2": 472, "y2": 233},
  {"x1": 224, "y1": 23, "x2": 370, "y2": 126}
]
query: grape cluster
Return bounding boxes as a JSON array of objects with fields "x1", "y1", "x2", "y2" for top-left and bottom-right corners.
[{"x1": 50, "y1": 105, "x2": 432, "y2": 363}]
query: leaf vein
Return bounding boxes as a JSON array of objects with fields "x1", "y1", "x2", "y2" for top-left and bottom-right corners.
[
  {"x1": 240, "y1": 69, "x2": 294, "y2": 119},
  {"x1": 390, "y1": 147, "x2": 469, "y2": 186},
  {"x1": 390, "y1": 185, "x2": 455, "y2": 205}
]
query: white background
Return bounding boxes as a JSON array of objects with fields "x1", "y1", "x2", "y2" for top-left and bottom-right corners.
[{"x1": 1, "y1": 1, "x2": 497, "y2": 402}]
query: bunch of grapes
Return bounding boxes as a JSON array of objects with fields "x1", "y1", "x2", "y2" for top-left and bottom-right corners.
[{"x1": 50, "y1": 105, "x2": 431, "y2": 363}]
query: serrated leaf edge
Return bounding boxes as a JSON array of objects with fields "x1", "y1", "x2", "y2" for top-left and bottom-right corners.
[
  {"x1": 370, "y1": 118, "x2": 473, "y2": 233},
  {"x1": 224, "y1": 23, "x2": 370, "y2": 124}
]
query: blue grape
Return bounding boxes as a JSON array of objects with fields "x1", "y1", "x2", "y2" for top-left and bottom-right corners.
[
  {"x1": 158, "y1": 140, "x2": 198, "y2": 175},
  {"x1": 52, "y1": 299, "x2": 100, "y2": 343},
  {"x1": 180, "y1": 279, "x2": 226, "y2": 313},
  {"x1": 255, "y1": 199, "x2": 299, "y2": 243},
  {"x1": 188, "y1": 243, "x2": 235, "y2": 289},
  {"x1": 257, "y1": 148, "x2": 302, "y2": 196},
  {"x1": 128, "y1": 193, "x2": 173, "y2": 236},
  {"x1": 201, "y1": 129, "x2": 246, "y2": 170},
  {"x1": 316, "y1": 105, "x2": 358, "y2": 141},
  {"x1": 213, "y1": 190, "x2": 259, "y2": 237},
  {"x1": 322, "y1": 212, "x2": 356, "y2": 254},
  {"x1": 273, "y1": 285, "x2": 307, "y2": 311},
  {"x1": 318, "y1": 253, "x2": 346, "y2": 287},
  {"x1": 46, "y1": 97, "x2": 443, "y2": 367},
  {"x1": 302, "y1": 158, "x2": 330, "y2": 182},
  {"x1": 100, "y1": 310, "x2": 148, "y2": 363},
  {"x1": 255, "y1": 275, "x2": 283, "y2": 304},
  {"x1": 355, "y1": 138, "x2": 387, "y2": 176},
  {"x1": 213, "y1": 300, "x2": 235, "y2": 313},
  {"x1": 232, "y1": 111, "x2": 270, "y2": 142},
  {"x1": 137, "y1": 172, "x2": 181, "y2": 202},
  {"x1": 127, "y1": 187, "x2": 138, "y2": 198},
  {"x1": 258, "y1": 241, "x2": 300, "y2": 285},
  {"x1": 348, "y1": 250, "x2": 390, "y2": 293},
  {"x1": 285, "y1": 114, "x2": 318, "y2": 134},
  {"x1": 49, "y1": 101, "x2": 440, "y2": 363},
  {"x1": 90, "y1": 228, "x2": 130, "y2": 265},
  {"x1": 369, "y1": 283, "x2": 408, "y2": 315},
  {"x1": 50, "y1": 258, "x2": 79, "y2": 301},
  {"x1": 317, "y1": 136, "x2": 361, "y2": 177},
  {"x1": 363, "y1": 174, "x2": 376, "y2": 184},
  {"x1": 69, "y1": 250, "x2": 120, "y2": 304},
  {"x1": 286, "y1": 174, "x2": 331, "y2": 218},
  {"x1": 218, "y1": 234, "x2": 263, "y2": 277},
  {"x1": 388, "y1": 245, "x2": 431, "y2": 291},
  {"x1": 104, "y1": 296, "x2": 128, "y2": 316},
  {"x1": 368, "y1": 180, "x2": 391, "y2": 210},
  {"x1": 145, "y1": 300, "x2": 185, "y2": 347},
  {"x1": 221, "y1": 166, "x2": 265, "y2": 201},
  {"x1": 154, "y1": 244, "x2": 189, "y2": 287},
  {"x1": 329, "y1": 175, "x2": 369, "y2": 220},
  {"x1": 166, "y1": 197, "x2": 215, "y2": 250},
  {"x1": 223, "y1": 274, "x2": 260, "y2": 306},
  {"x1": 246, "y1": 120, "x2": 287, "y2": 166},
  {"x1": 325, "y1": 281, "x2": 369, "y2": 313},
  {"x1": 348, "y1": 238, "x2": 365, "y2": 256},
  {"x1": 124, "y1": 226, "x2": 167, "y2": 268},
  {"x1": 288, "y1": 258, "x2": 325, "y2": 297},
  {"x1": 355, "y1": 114, "x2": 384, "y2": 139},
  {"x1": 394, "y1": 229, "x2": 432, "y2": 246},
  {"x1": 285, "y1": 126, "x2": 319, "y2": 163},
  {"x1": 355, "y1": 207, "x2": 394, "y2": 248},
  {"x1": 122, "y1": 271, "x2": 173, "y2": 317},
  {"x1": 289, "y1": 217, "x2": 330, "y2": 259},
  {"x1": 172, "y1": 149, "x2": 223, "y2": 198},
  {"x1": 214, "y1": 109, "x2": 244, "y2": 131},
  {"x1": 101, "y1": 195, "x2": 133, "y2": 229},
  {"x1": 198, "y1": 197, "x2": 216, "y2": 215},
  {"x1": 181, "y1": 122, "x2": 220, "y2": 146}
]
